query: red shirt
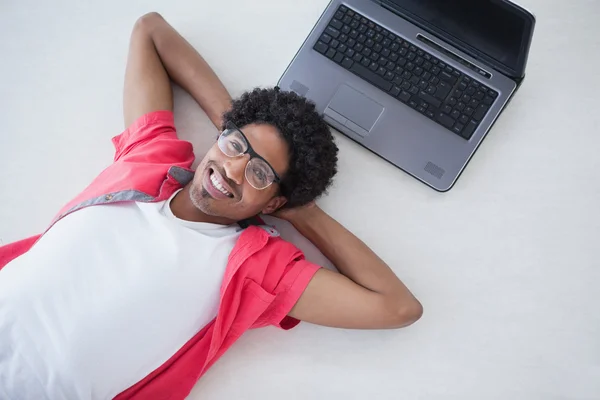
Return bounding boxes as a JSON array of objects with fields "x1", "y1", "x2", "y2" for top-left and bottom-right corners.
[{"x1": 0, "y1": 111, "x2": 320, "y2": 399}]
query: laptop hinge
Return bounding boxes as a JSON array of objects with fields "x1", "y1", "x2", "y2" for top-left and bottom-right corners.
[{"x1": 375, "y1": 0, "x2": 518, "y2": 81}]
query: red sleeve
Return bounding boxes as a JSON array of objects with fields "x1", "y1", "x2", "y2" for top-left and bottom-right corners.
[
  {"x1": 111, "y1": 111, "x2": 191, "y2": 163},
  {"x1": 263, "y1": 258, "x2": 321, "y2": 330},
  {"x1": 0, "y1": 235, "x2": 41, "y2": 271}
]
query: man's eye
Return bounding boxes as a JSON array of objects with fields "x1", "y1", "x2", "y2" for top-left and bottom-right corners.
[
  {"x1": 228, "y1": 141, "x2": 243, "y2": 153},
  {"x1": 253, "y1": 168, "x2": 268, "y2": 183}
]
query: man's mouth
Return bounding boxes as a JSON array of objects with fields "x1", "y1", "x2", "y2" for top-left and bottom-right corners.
[{"x1": 208, "y1": 168, "x2": 234, "y2": 198}]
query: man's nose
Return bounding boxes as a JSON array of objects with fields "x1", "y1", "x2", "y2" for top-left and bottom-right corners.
[{"x1": 223, "y1": 155, "x2": 250, "y2": 186}]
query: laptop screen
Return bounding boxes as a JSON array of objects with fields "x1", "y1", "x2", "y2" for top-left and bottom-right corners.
[{"x1": 384, "y1": 0, "x2": 533, "y2": 76}]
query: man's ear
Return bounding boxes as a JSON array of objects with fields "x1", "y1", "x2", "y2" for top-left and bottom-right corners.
[{"x1": 262, "y1": 196, "x2": 287, "y2": 215}]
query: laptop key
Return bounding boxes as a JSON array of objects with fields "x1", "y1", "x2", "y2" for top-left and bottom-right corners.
[
  {"x1": 440, "y1": 71, "x2": 456, "y2": 84},
  {"x1": 330, "y1": 19, "x2": 343, "y2": 30},
  {"x1": 398, "y1": 91, "x2": 411, "y2": 102},
  {"x1": 342, "y1": 57, "x2": 354, "y2": 69},
  {"x1": 314, "y1": 41, "x2": 328, "y2": 54},
  {"x1": 472, "y1": 104, "x2": 489, "y2": 121},
  {"x1": 418, "y1": 91, "x2": 441, "y2": 108},
  {"x1": 390, "y1": 86, "x2": 401, "y2": 97},
  {"x1": 325, "y1": 27, "x2": 340, "y2": 38},
  {"x1": 333, "y1": 52, "x2": 344, "y2": 63},
  {"x1": 434, "y1": 81, "x2": 452, "y2": 100},
  {"x1": 461, "y1": 120, "x2": 478, "y2": 139},
  {"x1": 452, "y1": 123, "x2": 464, "y2": 134},
  {"x1": 320, "y1": 34, "x2": 332, "y2": 44},
  {"x1": 325, "y1": 48, "x2": 336, "y2": 59},
  {"x1": 483, "y1": 96, "x2": 494, "y2": 106},
  {"x1": 350, "y1": 63, "x2": 393, "y2": 91},
  {"x1": 436, "y1": 112, "x2": 455, "y2": 128}
]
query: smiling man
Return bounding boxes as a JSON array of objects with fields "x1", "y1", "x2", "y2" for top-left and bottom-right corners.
[{"x1": 0, "y1": 12, "x2": 422, "y2": 400}]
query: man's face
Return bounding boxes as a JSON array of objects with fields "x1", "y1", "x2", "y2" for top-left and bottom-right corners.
[{"x1": 189, "y1": 123, "x2": 289, "y2": 223}]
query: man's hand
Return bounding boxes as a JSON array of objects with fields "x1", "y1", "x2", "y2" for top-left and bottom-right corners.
[
  {"x1": 283, "y1": 204, "x2": 423, "y2": 329},
  {"x1": 271, "y1": 201, "x2": 317, "y2": 222}
]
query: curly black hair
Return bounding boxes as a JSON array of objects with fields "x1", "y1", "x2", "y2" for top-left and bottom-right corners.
[{"x1": 222, "y1": 87, "x2": 338, "y2": 208}]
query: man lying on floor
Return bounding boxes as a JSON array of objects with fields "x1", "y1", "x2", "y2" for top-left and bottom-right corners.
[{"x1": 0, "y1": 12, "x2": 422, "y2": 400}]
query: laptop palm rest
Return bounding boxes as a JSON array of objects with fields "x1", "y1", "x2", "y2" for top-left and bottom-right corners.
[{"x1": 324, "y1": 84, "x2": 384, "y2": 137}]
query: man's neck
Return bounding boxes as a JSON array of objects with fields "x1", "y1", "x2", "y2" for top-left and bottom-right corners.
[{"x1": 169, "y1": 185, "x2": 234, "y2": 225}]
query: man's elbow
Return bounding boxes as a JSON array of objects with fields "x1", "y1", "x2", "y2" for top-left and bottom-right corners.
[
  {"x1": 388, "y1": 299, "x2": 423, "y2": 329},
  {"x1": 134, "y1": 12, "x2": 164, "y2": 34}
]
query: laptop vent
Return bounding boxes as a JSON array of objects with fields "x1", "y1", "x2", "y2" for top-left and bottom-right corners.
[{"x1": 424, "y1": 162, "x2": 445, "y2": 179}]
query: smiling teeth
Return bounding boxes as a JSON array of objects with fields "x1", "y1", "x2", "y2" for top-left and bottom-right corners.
[{"x1": 210, "y1": 173, "x2": 231, "y2": 196}]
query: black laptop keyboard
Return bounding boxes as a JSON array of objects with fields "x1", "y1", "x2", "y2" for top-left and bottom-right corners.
[{"x1": 313, "y1": 5, "x2": 498, "y2": 140}]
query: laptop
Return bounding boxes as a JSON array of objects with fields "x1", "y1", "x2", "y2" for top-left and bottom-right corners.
[{"x1": 278, "y1": 0, "x2": 535, "y2": 191}]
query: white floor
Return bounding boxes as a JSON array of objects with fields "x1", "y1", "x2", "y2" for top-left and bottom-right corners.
[{"x1": 1, "y1": 0, "x2": 599, "y2": 399}]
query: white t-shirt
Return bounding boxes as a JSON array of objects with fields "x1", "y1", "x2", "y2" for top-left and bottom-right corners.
[{"x1": 0, "y1": 190, "x2": 243, "y2": 400}]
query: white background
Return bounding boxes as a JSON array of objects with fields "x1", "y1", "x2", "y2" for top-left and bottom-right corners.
[{"x1": 1, "y1": 0, "x2": 599, "y2": 399}]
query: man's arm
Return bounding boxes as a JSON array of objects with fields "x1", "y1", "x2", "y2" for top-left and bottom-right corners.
[
  {"x1": 282, "y1": 205, "x2": 423, "y2": 329},
  {"x1": 124, "y1": 12, "x2": 231, "y2": 128}
]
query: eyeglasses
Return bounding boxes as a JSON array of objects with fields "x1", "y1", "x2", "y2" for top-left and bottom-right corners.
[{"x1": 217, "y1": 121, "x2": 281, "y2": 190}]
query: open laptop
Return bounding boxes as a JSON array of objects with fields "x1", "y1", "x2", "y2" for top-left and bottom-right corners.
[{"x1": 278, "y1": 0, "x2": 535, "y2": 191}]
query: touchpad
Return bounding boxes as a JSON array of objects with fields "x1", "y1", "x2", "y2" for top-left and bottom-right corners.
[{"x1": 325, "y1": 84, "x2": 384, "y2": 136}]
